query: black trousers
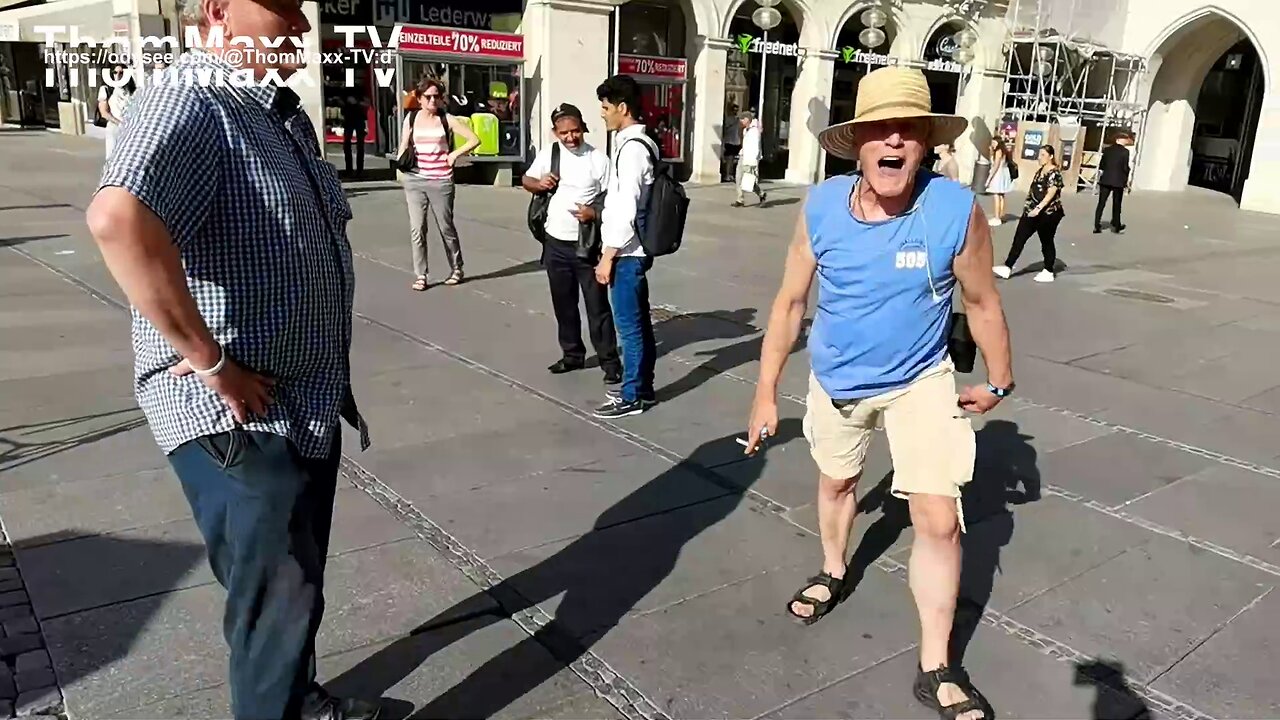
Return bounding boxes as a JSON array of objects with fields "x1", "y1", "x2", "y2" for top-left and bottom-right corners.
[
  {"x1": 1006, "y1": 212, "x2": 1063, "y2": 272},
  {"x1": 544, "y1": 238, "x2": 620, "y2": 372},
  {"x1": 343, "y1": 126, "x2": 365, "y2": 173},
  {"x1": 1095, "y1": 185, "x2": 1124, "y2": 229},
  {"x1": 169, "y1": 430, "x2": 341, "y2": 720}
]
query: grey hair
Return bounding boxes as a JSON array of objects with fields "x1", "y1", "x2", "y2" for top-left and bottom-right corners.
[
  {"x1": 738, "y1": 110, "x2": 755, "y2": 121},
  {"x1": 179, "y1": 0, "x2": 205, "y2": 23}
]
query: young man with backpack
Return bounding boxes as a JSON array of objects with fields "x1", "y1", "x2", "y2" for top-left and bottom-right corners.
[{"x1": 593, "y1": 75, "x2": 661, "y2": 419}]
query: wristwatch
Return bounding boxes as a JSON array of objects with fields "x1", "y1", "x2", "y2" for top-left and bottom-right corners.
[{"x1": 986, "y1": 382, "x2": 1016, "y2": 399}]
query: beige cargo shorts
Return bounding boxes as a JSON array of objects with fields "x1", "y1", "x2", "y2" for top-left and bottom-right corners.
[{"x1": 803, "y1": 360, "x2": 976, "y2": 527}]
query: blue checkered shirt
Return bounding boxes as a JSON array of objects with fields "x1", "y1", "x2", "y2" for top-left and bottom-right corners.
[{"x1": 98, "y1": 50, "x2": 370, "y2": 459}]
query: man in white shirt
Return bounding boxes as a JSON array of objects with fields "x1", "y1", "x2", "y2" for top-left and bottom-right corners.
[
  {"x1": 522, "y1": 103, "x2": 621, "y2": 384},
  {"x1": 594, "y1": 75, "x2": 658, "y2": 419},
  {"x1": 733, "y1": 111, "x2": 767, "y2": 207}
]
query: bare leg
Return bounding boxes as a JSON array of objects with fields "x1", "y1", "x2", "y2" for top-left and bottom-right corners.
[
  {"x1": 791, "y1": 472, "x2": 859, "y2": 617},
  {"x1": 908, "y1": 493, "x2": 983, "y2": 720}
]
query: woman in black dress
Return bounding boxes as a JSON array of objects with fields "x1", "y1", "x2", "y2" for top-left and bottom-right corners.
[{"x1": 993, "y1": 146, "x2": 1065, "y2": 283}]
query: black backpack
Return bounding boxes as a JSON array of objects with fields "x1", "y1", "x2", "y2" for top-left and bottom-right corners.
[
  {"x1": 526, "y1": 142, "x2": 561, "y2": 244},
  {"x1": 618, "y1": 137, "x2": 688, "y2": 258}
]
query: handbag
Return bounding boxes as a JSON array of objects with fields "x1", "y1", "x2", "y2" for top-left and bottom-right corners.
[
  {"x1": 1008, "y1": 157, "x2": 1020, "y2": 181},
  {"x1": 948, "y1": 312, "x2": 977, "y2": 374},
  {"x1": 526, "y1": 142, "x2": 561, "y2": 244},
  {"x1": 739, "y1": 169, "x2": 757, "y2": 193},
  {"x1": 395, "y1": 109, "x2": 420, "y2": 173}
]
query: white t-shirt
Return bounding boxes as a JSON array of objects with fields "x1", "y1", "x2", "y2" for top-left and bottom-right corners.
[
  {"x1": 525, "y1": 141, "x2": 609, "y2": 243},
  {"x1": 98, "y1": 85, "x2": 132, "y2": 125}
]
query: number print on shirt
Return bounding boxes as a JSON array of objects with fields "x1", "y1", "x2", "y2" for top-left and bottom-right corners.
[{"x1": 895, "y1": 251, "x2": 928, "y2": 269}]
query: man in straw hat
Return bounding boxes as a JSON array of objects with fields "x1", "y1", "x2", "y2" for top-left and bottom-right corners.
[{"x1": 744, "y1": 66, "x2": 1013, "y2": 720}]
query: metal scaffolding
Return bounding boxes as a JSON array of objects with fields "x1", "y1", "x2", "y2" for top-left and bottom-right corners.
[{"x1": 1000, "y1": 0, "x2": 1148, "y2": 189}]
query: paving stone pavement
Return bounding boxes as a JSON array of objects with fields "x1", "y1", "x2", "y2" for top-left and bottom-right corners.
[{"x1": 4, "y1": 130, "x2": 1280, "y2": 718}]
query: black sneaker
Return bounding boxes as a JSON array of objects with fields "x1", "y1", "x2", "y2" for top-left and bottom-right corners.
[
  {"x1": 593, "y1": 397, "x2": 650, "y2": 419},
  {"x1": 603, "y1": 367, "x2": 622, "y2": 385},
  {"x1": 759, "y1": 192, "x2": 768, "y2": 206},
  {"x1": 548, "y1": 359, "x2": 585, "y2": 375},
  {"x1": 301, "y1": 687, "x2": 381, "y2": 720}
]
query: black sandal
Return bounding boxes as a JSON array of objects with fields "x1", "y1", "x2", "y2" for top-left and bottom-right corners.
[
  {"x1": 914, "y1": 665, "x2": 989, "y2": 720},
  {"x1": 786, "y1": 572, "x2": 845, "y2": 625}
]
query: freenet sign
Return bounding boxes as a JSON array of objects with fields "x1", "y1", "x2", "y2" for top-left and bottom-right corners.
[
  {"x1": 735, "y1": 34, "x2": 805, "y2": 58},
  {"x1": 838, "y1": 47, "x2": 964, "y2": 74}
]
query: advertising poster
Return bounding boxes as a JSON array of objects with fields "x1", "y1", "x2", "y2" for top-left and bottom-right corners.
[
  {"x1": 1022, "y1": 129, "x2": 1044, "y2": 160},
  {"x1": 1062, "y1": 140, "x2": 1076, "y2": 171}
]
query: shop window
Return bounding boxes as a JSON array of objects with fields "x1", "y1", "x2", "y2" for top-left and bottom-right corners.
[
  {"x1": 619, "y1": 1, "x2": 685, "y2": 59},
  {"x1": 401, "y1": 59, "x2": 524, "y2": 158}
]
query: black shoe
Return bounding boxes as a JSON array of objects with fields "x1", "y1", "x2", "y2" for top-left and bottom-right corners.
[
  {"x1": 1093, "y1": 226, "x2": 1102, "y2": 234},
  {"x1": 759, "y1": 192, "x2": 768, "y2": 206},
  {"x1": 593, "y1": 397, "x2": 651, "y2": 419},
  {"x1": 1112, "y1": 224, "x2": 1126, "y2": 234},
  {"x1": 603, "y1": 368, "x2": 622, "y2": 385},
  {"x1": 548, "y1": 359, "x2": 585, "y2": 375},
  {"x1": 731, "y1": 201, "x2": 745, "y2": 208},
  {"x1": 301, "y1": 688, "x2": 381, "y2": 720}
]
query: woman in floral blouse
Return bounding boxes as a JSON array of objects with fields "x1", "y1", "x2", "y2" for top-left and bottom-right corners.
[{"x1": 993, "y1": 145, "x2": 1065, "y2": 283}]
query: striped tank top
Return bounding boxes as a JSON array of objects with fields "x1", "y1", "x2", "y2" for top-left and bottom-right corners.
[{"x1": 412, "y1": 118, "x2": 452, "y2": 180}]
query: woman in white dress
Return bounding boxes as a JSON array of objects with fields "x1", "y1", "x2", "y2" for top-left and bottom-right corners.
[
  {"x1": 985, "y1": 137, "x2": 1015, "y2": 226},
  {"x1": 97, "y1": 65, "x2": 135, "y2": 159}
]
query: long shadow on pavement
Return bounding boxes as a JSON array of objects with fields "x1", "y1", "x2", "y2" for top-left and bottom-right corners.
[
  {"x1": 0, "y1": 409, "x2": 147, "y2": 474},
  {"x1": 653, "y1": 309, "x2": 811, "y2": 403},
  {"x1": 326, "y1": 422, "x2": 802, "y2": 719},
  {"x1": 1073, "y1": 660, "x2": 1152, "y2": 720},
  {"x1": 14, "y1": 530, "x2": 207, "y2": 709}
]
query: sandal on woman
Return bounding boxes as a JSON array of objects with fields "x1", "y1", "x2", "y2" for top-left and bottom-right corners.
[
  {"x1": 443, "y1": 270, "x2": 464, "y2": 286},
  {"x1": 786, "y1": 571, "x2": 845, "y2": 625},
  {"x1": 914, "y1": 665, "x2": 989, "y2": 720},
  {"x1": 411, "y1": 276, "x2": 428, "y2": 292}
]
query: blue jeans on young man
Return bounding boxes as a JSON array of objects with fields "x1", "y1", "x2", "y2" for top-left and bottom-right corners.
[
  {"x1": 610, "y1": 256, "x2": 656, "y2": 403},
  {"x1": 168, "y1": 429, "x2": 341, "y2": 720}
]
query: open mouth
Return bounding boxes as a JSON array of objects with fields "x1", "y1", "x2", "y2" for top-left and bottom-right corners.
[{"x1": 878, "y1": 156, "x2": 905, "y2": 170}]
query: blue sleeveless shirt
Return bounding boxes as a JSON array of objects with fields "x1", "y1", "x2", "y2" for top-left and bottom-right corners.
[{"x1": 806, "y1": 171, "x2": 974, "y2": 399}]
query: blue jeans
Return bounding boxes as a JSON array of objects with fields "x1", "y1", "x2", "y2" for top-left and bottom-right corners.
[
  {"x1": 168, "y1": 430, "x2": 341, "y2": 720},
  {"x1": 610, "y1": 257, "x2": 656, "y2": 402}
]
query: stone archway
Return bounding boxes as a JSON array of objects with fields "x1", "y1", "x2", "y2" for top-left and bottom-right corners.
[{"x1": 1137, "y1": 9, "x2": 1268, "y2": 203}]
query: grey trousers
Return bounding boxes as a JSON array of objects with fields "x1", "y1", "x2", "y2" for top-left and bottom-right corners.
[{"x1": 404, "y1": 174, "x2": 463, "y2": 277}]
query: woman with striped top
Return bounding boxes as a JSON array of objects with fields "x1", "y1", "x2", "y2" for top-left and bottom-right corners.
[{"x1": 399, "y1": 78, "x2": 481, "y2": 290}]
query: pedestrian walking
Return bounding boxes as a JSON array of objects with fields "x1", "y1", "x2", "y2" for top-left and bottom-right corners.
[
  {"x1": 1094, "y1": 131, "x2": 1133, "y2": 234},
  {"x1": 994, "y1": 146, "x2": 1065, "y2": 283},
  {"x1": 97, "y1": 64, "x2": 135, "y2": 159},
  {"x1": 983, "y1": 138, "x2": 1014, "y2": 226},
  {"x1": 342, "y1": 91, "x2": 369, "y2": 175},
  {"x1": 522, "y1": 103, "x2": 622, "y2": 385},
  {"x1": 746, "y1": 66, "x2": 1013, "y2": 720},
  {"x1": 733, "y1": 111, "x2": 768, "y2": 207},
  {"x1": 84, "y1": 0, "x2": 378, "y2": 717},
  {"x1": 398, "y1": 77, "x2": 480, "y2": 291},
  {"x1": 594, "y1": 74, "x2": 659, "y2": 419}
]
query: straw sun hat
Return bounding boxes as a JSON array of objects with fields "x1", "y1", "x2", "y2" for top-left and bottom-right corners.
[{"x1": 818, "y1": 66, "x2": 969, "y2": 161}]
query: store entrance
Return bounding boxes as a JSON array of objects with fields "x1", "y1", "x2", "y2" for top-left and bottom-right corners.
[
  {"x1": 825, "y1": 7, "x2": 898, "y2": 177},
  {"x1": 1189, "y1": 40, "x2": 1263, "y2": 202},
  {"x1": 725, "y1": 5, "x2": 801, "y2": 181}
]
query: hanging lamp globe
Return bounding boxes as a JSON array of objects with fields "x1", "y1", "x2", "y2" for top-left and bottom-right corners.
[
  {"x1": 752, "y1": 6, "x2": 782, "y2": 30},
  {"x1": 861, "y1": 7, "x2": 888, "y2": 29},
  {"x1": 859, "y1": 27, "x2": 886, "y2": 49}
]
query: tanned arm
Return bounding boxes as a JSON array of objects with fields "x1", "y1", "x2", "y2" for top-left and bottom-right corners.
[
  {"x1": 953, "y1": 201, "x2": 1014, "y2": 412},
  {"x1": 746, "y1": 212, "x2": 817, "y2": 452}
]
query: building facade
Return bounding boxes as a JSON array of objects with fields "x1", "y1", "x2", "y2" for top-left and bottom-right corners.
[{"x1": 3, "y1": 0, "x2": 1279, "y2": 214}]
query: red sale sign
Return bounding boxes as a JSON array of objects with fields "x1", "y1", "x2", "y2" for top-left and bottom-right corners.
[
  {"x1": 395, "y1": 25, "x2": 524, "y2": 60},
  {"x1": 619, "y1": 54, "x2": 688, "y2": 80}
]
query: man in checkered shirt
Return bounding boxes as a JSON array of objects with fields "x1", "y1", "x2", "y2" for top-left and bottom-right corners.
[{"x1": 85, "y1": 0, "x2": 378, "y2": 718}]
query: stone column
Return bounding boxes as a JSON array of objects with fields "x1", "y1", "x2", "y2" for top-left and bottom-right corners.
[
  {"x1": 688, "y1": 36, "x2": 728, "y2": 184},
  {"x1": 523, "y1": 0, "x2": 618, "y2": 155},
  {"x1": 952, "y1": 68, "x2": 1004, "y2": 186},
  {"x1": 784, "y1": 48, "x2": 835, "y2": 185},
  {"x1": 1240, "y1": 105, "x2": 1280, "y2": 215},
  {"x1": 298, "y1": 0, "x2": 325, "y2": 150}
]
